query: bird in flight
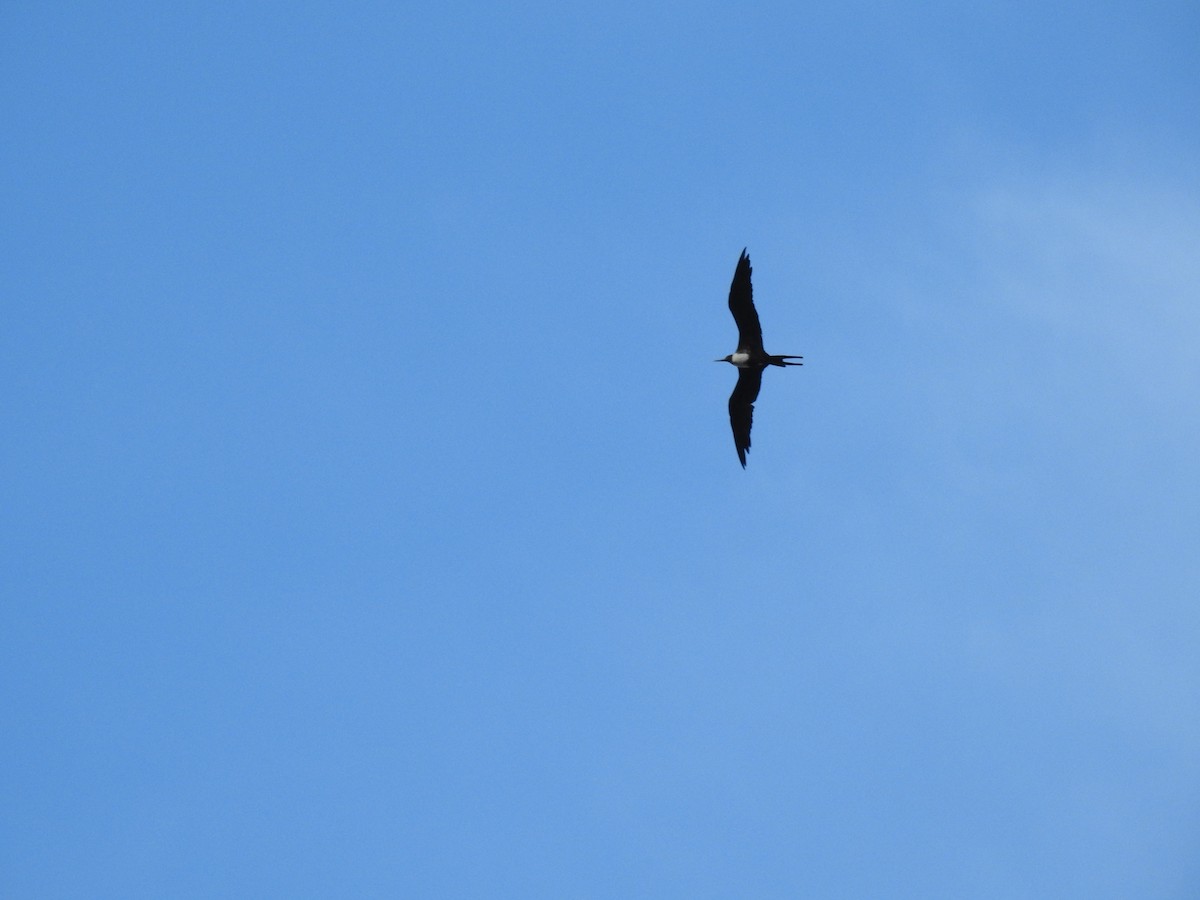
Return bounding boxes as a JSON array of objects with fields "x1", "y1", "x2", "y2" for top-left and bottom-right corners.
[{"x1": 715, "y1": 249, "x2": 803, "y2": 467}]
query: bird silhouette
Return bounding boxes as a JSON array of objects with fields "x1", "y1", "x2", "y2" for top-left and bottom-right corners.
[{"x1": 714, "y1": 249, "x2": 803, "y2": 467}]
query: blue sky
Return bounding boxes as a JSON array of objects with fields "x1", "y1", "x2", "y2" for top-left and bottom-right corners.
[{"x1": 3, "y1": 2, "x2": 1199, "y2": 897}]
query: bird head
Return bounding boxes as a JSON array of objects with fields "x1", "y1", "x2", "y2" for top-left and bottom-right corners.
[{"x1": 714, "y1": 355, "x2": 733, "y2": 364}]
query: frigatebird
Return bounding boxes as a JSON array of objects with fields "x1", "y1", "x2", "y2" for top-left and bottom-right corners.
[{"x1": 715, "y1": 249, "x2": 803, "y2": 467}]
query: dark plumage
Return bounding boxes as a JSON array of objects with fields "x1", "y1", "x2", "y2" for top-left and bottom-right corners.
[{"x1": 715, "y1": 249, "x2": 802, "y2": 467}]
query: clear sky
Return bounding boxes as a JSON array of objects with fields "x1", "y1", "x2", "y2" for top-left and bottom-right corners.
[{"x1": 3, "y1": 2, "x2": 1199, "y2": 897}]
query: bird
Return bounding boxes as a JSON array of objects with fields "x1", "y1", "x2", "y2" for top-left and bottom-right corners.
[{"x1": 715, "y1": 249, "x2": 803, "y2": 467}]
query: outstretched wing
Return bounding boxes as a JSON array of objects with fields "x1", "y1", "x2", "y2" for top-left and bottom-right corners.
[
  {"x1": 728, "y1": 248, "x2": 764, "y2": 354},
  {"x1": 728, "y1": 366, "x2": 763, "y2": 468}
]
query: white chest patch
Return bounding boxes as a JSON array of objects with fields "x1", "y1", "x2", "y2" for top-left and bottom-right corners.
[{"x1": 730, "y1": 352, "x2": 751, "y2": 367}]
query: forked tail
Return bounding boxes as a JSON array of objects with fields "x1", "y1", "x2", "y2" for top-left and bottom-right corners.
[{"x1": 768, "y1": 355, "x2": 804, "y2": 367}]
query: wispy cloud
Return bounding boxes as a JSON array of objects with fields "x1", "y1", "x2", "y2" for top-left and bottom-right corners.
[{"x1": 970, "y1": 172, "x2": 1200, "y2": 410}]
